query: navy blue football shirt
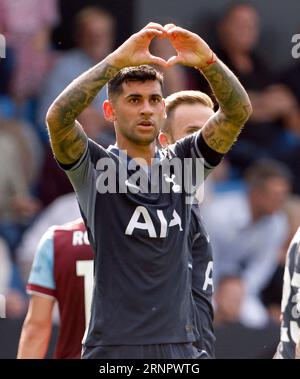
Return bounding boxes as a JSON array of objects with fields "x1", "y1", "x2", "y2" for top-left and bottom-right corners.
[{"x1": 62, "y1": 130, "x2": 222, "y2": 347}]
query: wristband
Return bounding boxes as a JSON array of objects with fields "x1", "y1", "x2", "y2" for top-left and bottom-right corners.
[{"x1": 196, "y1": 50, "x2": 217, "y2": 70}]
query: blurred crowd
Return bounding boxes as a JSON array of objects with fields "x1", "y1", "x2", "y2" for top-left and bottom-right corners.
[{"x1": 1, "y1": 0, "x2": 300, "y2": 357}]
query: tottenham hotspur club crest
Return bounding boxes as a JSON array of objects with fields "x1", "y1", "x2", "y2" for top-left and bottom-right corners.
[{"x1": 164, "y1": 174, "x2": 181, "y2": 193}]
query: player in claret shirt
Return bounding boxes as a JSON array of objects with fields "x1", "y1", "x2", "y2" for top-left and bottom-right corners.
[{"x1": 17, "y1": 219, "x2": 93, "y2": 358}]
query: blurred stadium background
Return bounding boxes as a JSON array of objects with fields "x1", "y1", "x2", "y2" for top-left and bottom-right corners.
[{"x1": 1, "y1": 0, "x2": 300, "y2": 358}]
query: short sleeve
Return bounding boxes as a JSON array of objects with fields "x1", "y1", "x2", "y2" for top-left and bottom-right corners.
[{"x1": 27, "y1": 228, "x2": 56, "y2": 298}]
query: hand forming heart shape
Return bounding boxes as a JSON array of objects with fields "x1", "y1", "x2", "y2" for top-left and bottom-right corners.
[{"x1": 109, "y1": 22, "x2": 213, "y2": 70}]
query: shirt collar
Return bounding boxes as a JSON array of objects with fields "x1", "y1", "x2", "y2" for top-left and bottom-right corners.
[{"x1": 107, "y1": 145, "x2": 161, "y2": 164}]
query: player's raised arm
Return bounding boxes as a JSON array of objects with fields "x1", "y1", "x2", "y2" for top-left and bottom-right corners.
[
  {"x1": 165, "y1": 24, "x2": 252, "y2": 154},
  {"x1": 46, "y1": 23, "x2": 168, "y2": 165}
]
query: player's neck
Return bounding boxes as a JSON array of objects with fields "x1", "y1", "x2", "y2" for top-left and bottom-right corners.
[{"x1": 115, "y1": 139, "x2": 156, "y2": 166}]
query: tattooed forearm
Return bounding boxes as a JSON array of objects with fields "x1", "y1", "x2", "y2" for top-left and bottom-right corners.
[
  {"x1": 202, "y1": 59, "x2": 252, "y2": 123},
  {"x1": 50, "y1": 63, "x2": 118, "y2": 127},
  {"x1": 199, "y1": 59, "x2": 252, "y2": 153},
  {"x1": 46, "y1": 61, "x2": 119, "y2": 164}
]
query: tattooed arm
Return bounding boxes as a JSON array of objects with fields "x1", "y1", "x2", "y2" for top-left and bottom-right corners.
[
  {"x1": 165, "y1": 24, "x2": 252, "y2": 154},
  {"x1": 200, "y1": 59, "x2": 252, "y2": 153},
  {"x1": 46, "y1": 60, "x2": 119, "y2": 165},
  {"x1": 46, "y1": 22, "x2": 168, "y2": 165}
]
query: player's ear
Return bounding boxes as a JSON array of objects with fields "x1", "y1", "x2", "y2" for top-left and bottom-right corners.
[
  {"x1": 103, "y1": 100, "x2": 116, "y2": 122},
  {"x1": 158, "y1": 131, "x2": 168, "y2": 148}
]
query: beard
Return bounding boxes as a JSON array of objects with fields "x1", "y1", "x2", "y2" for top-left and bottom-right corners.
[{"x1": 117, "y1": 123, "x2": 159, "y2": 146}]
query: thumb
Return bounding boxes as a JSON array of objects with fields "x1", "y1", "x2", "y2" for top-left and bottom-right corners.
[{"x1": 166, "y1": 55, "x2": 183, "y2": 66}]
